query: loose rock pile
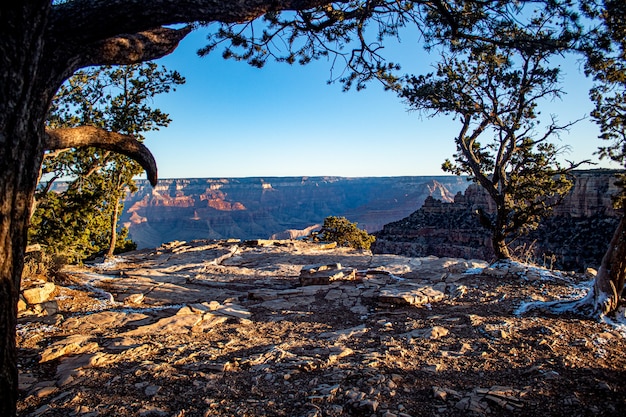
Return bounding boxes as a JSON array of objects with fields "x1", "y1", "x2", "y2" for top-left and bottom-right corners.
[{"x1": 17, "y1": 240, "x2": 626, "y2": 416}]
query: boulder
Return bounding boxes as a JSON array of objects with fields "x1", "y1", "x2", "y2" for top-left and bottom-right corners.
[{"x1": 22, "y1": 282, "x2": 56, "y2": 305}]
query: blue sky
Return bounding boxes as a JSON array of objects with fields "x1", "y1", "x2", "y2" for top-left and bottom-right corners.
[{"x1": 142, "y1": 27, "x2": 619, "y2": 179}]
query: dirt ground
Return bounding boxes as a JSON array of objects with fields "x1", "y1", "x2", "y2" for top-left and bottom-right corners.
[{"x1": 15, "y1": 240, "x2": 626, "y2": 417}]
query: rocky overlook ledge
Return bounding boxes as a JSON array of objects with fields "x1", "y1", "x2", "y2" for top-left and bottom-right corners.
[{"x1": 17, "y1": 240, "x2": 626, "y2": 416}]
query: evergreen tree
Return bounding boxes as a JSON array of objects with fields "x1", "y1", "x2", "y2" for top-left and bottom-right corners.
[
  {"x1": 312, "y1": 216, "x2": 376, "y2": 250},
  {"x1": 400, "y1": 14, "x2": 584, "y2": 260},
  {"x1": 31, "y1": 63, "x2": 185, "y2": 261}
]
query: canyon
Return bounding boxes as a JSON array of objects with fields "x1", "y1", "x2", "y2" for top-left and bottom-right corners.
[
  {"x1": 119, "y1": 170, "x2": 622, "y2": 271},
  {"x1": 120, "y1": 176, "x2": 469, "y2": 249},
  {"x1": 374, "y1": 170, "x2": 623, "y2": 271}
]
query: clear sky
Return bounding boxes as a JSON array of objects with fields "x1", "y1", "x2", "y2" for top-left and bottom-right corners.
[{"x1": 142, "y1": 27, "x2": 620, "y2": 179}]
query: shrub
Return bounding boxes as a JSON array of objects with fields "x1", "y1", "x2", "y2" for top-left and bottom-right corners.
[{"x1": 313, "y1": 216, "x2": 375, "y2": 250}]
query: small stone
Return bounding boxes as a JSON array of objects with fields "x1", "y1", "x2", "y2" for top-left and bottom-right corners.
[
  {"x1": 34, "y1": 385, "x2": 58, "y2": 398},
  {"x1": 422, "y1": 364, "x2": 444, "y2": 373},
  {"x1": 433, "y1": 386, "x2": 447, "y2": 401},
  {"x1": 145, "y1": 384, "x2": 161, "y2": 396},
  {"x1": 17, "y1": 296, "x2": 27, "y2": 312},
  {"x1": 483, "y1": 267, "x2": 508, "y2": 278},
  {"x1": 31, "y1": 405, "x2": 50, "y2": 416},
  {"x1": 138, "y1": 405, "x2": 168, "y2": 417},
  {"x1": 525, "y1": 270, "x2": 542, "y2": 281},
  {"x1": 357, "y1": 399, "x2": 379, "y2": 412}
]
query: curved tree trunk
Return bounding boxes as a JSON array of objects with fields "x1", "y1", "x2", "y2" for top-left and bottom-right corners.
[
  {"x1": 592, "y1": 213, "x2": 626, "y2": 314},
  {"x1": 518, "y1": 214, "x2": 625, "y2": 318},
  {"x1": 0, "y1": 4, "x2": 57, "y2": 416}
]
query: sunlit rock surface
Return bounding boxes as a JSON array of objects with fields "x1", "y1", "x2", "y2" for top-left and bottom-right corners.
[{"x1": 17, "y1": 240, "x2": 626, "y2": 416}]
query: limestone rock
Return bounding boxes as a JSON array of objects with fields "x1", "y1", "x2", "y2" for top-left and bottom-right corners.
[
  {"x1": 22, "y1": 282, "x2": 56, "y2": 305},
  {"x1": 124, "y1": 293, "x2": 144, "y2": 304},
  {"x1": 404, "y1": 326, "x2": 449, "y2": 340},
  {"x1": 379, "y1": 283, "x2": 445, "y2": 307},
  {"x1": 17, "y1": 296, "x2": 27, "y2": 312},
  {"x1": 40, "y1": 335, "x2": 99, "y2": 363},
  {"x1": 299, "y1": 263, "x2": 357, "y2": 286}
]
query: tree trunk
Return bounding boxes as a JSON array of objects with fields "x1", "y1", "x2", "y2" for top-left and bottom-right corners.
[
  {"x1": 106, "y1": 198, "x2": 121, "y2": 258},
  {"x1": 492, "y1": 234, "x2": 512, "y2": 260},
  {"x1": 592, "y1": 213, "x2": 626, "y2": 314},
  {"x1": 492, "y1": 205, "x2": 511, "y2": 260},
  {"x1": 0, "y1": 4, "x2": 56, "y2": 415},
  {"x1": 518, "y1": 214, "x2": 625, "y2": 318},
  {"x1": 0, "y1": 70, "x2": 49, "y2": 417}
]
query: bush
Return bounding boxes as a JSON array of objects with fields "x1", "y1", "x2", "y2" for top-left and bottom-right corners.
[{"x1": 312, "y1": 216, "x2": 376, "y2": 250}]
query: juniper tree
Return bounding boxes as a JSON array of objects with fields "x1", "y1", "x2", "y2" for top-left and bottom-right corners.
[
  {"x1": 32, "y1": 63, "x2": 185, "y2": 261},
  {"x1": 400, "y1": 15, "x2": 584, "y2": 260},
  {"x1": 313, "y1": 216, "x2": 375, "y2": 250}
]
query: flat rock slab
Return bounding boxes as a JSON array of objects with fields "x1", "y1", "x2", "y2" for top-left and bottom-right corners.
[
  {"x1": 22, "y1": 282, "x2": 56, "y2": 305},
  {"x1": 63, "y1": 311, "x2": 153, "y2": 333},
  {"x1": 378, "y1": 283, "x2": 446, "y2": 307}
]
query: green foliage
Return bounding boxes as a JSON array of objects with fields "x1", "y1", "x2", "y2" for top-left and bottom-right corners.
[
  {"x1": 31, "y1": 63, "x2": 184, "y2": 262},
  {"x1": 400, "y1": 12, "x2": 582, "y2": 259},
  {"x1": 201, "y1": 1, "x2": 582, "y2": 91},
  {"x1": 584, "y1": 0, "x2": 626, "y2": 208},
  {"x1": 313, "y1": 216, "x2": 375, "y2": 250}
]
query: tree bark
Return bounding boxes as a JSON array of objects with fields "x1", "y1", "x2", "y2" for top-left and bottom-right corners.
[
  {"x1": 491, "y1": 203, "x2": 512, "y2": 260},
  {"x1": 106, "y1": 174, "x2": 125, "y2": 258},
  {"x1": 106, "y1": 199, "x2": 120, "y2": 258},
  {"x1": 45, "y1": 127, "x2": 158, "y2": 186},
  {"x1": 592, "y1": 213, "x2": 626, "y2": 314},
  {"x1": 518, "y1": 213, "x2": 625, "y2": 318},
  {"x1": 0, "y1": 4, "x2": 53, "y2": 416},
  {"x1": 492, "y1": 233, "x2": 512, "y2": 260}
]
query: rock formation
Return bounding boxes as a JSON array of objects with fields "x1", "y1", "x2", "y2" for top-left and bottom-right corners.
[
  {"x1": 373, "y1": 170, "x2": 623, "y2": 271},
  {"x1": 120, "y1": 176, "x2": 469, "y2": 249}
]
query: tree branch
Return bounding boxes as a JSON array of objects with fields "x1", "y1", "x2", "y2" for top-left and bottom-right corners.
[
  {"x1": 44, "y1": 126, "x2": 158, "y2": 187},
  {"x1": 49, "y1": 0, "x2": 342, "y2": 45},
  {"x1": 79, "y1": 26, "x2": 193, "y2": 67}
]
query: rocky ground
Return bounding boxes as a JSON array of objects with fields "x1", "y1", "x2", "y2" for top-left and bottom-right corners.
[{"x1": 16, "y1": 240, "x2": 626, "y2": 417}]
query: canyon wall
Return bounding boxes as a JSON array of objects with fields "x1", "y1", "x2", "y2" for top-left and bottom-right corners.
[
  {"x1": 373, "y1": 170, "x2": 623, "y2": 271},
  {"x1": 121, "y1": 176, "x2": 469, "y2": 249}
]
